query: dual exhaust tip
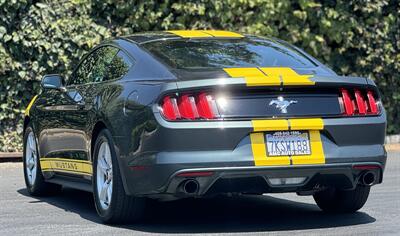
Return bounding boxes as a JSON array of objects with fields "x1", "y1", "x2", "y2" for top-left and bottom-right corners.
[
  {"x1": 180, "y1": 179, "x2": 200, "y2": 194},
  {"x1": 360, "y1": 171, "x2": 377, "y2": 186}
]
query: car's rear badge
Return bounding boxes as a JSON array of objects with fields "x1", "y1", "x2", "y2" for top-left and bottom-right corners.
[{"x1": 269, "y1": 96, "x2": 297, "y2": 113}]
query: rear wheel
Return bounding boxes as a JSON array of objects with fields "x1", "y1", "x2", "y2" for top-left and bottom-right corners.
[
  {"x1": 93, "y1": 129, "x2": 146, "y2": 224},
  {"x1": 23, "y1": 125, "x2": 61, "y2": 196},
  {"x1": 313, "y1": 185, "x2": 370, "y2": 213}
]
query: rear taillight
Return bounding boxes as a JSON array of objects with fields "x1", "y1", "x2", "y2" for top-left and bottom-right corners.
[
  {"x1": 354, "y1": 90, "x2": 367, "y2": 115},
  {"x1": 161, "y1": 96, "x2": 180, "y2": 120},
  {"x1": 367, "y1": 91, "x2": 378, "y2": 114},
  {"x1": 340, "y1": 89, "x2": 379, "y2": 116},
  {"x1": 160, "y1": 92, "x2": 220, "y2": 121},
  {"x1": 341, "y1": 89, "x2": 354, "y2": 115}
]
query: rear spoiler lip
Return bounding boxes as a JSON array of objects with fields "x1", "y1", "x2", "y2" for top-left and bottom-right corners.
[{"x1": 173, "y1": 75, "x2": 374, "y2": 90}]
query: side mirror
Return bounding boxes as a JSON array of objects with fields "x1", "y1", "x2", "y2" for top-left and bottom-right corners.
[{"x1": 41, "y1": 74, "x2": 66, "y2": 91}]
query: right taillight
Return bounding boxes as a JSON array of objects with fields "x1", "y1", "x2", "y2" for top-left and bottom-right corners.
[
  {"x1": 340, "y1": 88, "x2": 379, "y2": 116},
  {"x1": 160, "y1": 92, "x2": 220, "y2": 121},
  {"x1": 366, "y1": 91, "x2": 379, "y2": 114}
]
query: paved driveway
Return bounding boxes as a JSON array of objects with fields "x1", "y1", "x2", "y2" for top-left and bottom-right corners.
[{"x1": 0, "y1": 151, "x2": 399, "y2": 235}]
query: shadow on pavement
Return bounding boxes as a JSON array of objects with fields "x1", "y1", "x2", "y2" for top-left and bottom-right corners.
[{"x1": 18, "y1": 187, "x2": 376, "y2": 233}]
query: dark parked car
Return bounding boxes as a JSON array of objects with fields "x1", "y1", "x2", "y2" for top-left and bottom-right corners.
[{"x1": 23, "y1": 30, "x2": 387, "y2": 223}]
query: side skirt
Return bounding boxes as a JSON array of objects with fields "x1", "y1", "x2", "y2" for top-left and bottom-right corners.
[{"x1": 46, "y1": 174, "x2": 93, "y2": 193}]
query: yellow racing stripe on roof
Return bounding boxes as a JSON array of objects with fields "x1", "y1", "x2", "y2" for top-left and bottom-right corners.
[
  {"x1": 223, "y1": 67, "x2": 281, "y2": 86},
  {"x1": 204, "y1": 30, "x2": 244, "y2": 37},
  {"x1": 167, "y1": 30, "x2": 212, "y2": 38},
  {"x1": 259, "y1": 67, "x2": 315, "y2": 86},
  {"x1": 24, "y1": 95, "x2": 38, "y2": 116},
  {"x1": 166, "y1": 30, "x2": 243, "y2": 38}
]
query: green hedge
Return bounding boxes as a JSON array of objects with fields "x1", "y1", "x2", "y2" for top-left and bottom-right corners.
[{"x1": 0, "y1": 0, "x2": 399, "y2": 151}]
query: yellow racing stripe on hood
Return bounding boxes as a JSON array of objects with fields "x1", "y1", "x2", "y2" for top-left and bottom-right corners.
[{"x1": 25, "y1": 95, "x2": 38, "y2": 117}]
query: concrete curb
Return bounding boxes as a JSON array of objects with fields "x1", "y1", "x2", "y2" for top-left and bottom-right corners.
[
  {"x1": 0, "y1": 152, "x2": 22, "y2": 162},
  {"x1": 386, "y1": 134, "x2": 400, "y2": 144}
]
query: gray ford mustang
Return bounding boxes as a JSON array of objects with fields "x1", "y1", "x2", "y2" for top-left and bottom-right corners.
[{"x1": 23, "y1": 30, "x2": 387, "y2": 223}]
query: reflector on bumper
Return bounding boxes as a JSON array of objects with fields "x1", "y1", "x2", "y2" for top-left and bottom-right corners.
[{"x1": 268, "y1": 177, "x2": 307, "y2": 186}]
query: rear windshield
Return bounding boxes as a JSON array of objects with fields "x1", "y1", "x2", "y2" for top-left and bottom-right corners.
[{"x1": 143, "y1": 38, "x2": 317, "y2": 69}]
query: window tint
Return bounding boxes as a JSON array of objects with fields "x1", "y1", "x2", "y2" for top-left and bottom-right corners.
[
  {"x1": 70, "y1": 46, "x2": 118, "y2": 85},
  {"x1": 103, "y1": 50, "x2": 133, "y2": 81},
  {"x1": 71, "y1": 50, "x2": 99, "y2": 85},
  {"x1": 90, "y1": 47, "x2": 119, "y2": 83},
  {"x1": 144, "y1": 38, "x2": 316, "y2": 69}
]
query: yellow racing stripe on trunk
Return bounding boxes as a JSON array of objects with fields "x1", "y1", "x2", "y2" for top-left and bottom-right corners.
[
  {"x1": 24, "y1": 95, "x2": 38, "y2": 116},
  {"x1": 259, "y1": 67, "x2": 315, "y2": 86},
  {"x1": 223, "y1": 68, "x2": 281, "y2": 86},
  {"x1": 224, "y1": 67, "x2": 314, "y2": 86}
]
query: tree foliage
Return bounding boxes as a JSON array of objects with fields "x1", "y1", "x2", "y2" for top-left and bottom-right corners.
[{"x1": 0, "y1": 0, "x2": 399, "y2": 151}]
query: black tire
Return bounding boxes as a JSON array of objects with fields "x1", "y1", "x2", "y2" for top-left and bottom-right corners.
[
  {"x1": 313, "y1": 185, "x2": 370, "y2": 213},
  {"x1": 93, "y1": 129, "x2": 146, "y2": 224},
  {"x1": 23, "y1": 124, "x2": 61, "y2": 196}
]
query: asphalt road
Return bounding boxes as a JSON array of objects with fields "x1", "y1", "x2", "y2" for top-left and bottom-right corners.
[{"x1": 0, "y1": 151, "x2": 399, "y2": 236}]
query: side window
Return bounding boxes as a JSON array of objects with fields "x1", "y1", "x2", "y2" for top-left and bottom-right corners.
[
  {"x1": 70, "y1": 50, "x2": 99, "y2": 85},
  {"x1": 103, "y1": 50, "x2": 133, "y2": 81},
  {"x1": 90, "y1": 46, "x2": 119, "y2": 83},
  {"x1": 69, "y1": 46, "x2": 118, "y2": 85}
]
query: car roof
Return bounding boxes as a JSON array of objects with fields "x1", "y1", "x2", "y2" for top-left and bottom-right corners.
[{"x1": 123, "y1": 30, "x2": 246, "y2": 44}]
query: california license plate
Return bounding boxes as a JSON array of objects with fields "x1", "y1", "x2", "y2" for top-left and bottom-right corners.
[{"x1": 266, "y1": 131, "x2": 311, "y2": 156}]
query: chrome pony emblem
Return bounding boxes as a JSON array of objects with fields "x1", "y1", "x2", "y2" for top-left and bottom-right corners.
[{"x1": 269, "y1": 96, "x2": 297, "y2": 113}]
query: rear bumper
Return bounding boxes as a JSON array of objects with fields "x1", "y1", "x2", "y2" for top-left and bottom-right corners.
[
  {"x1": 117, "y1": 148, "x2": 386, "y2": 197},
  {"x1": 166, "y1": 162, "x2": 384, "y2": 197},
  {"x1": 114, "y1": 113, "x2": 387, "y2": 197}
]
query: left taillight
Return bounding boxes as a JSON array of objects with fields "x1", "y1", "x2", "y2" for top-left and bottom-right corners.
[{"x1": 160, "y1": 92, "x2": 220, "y2": 121}]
